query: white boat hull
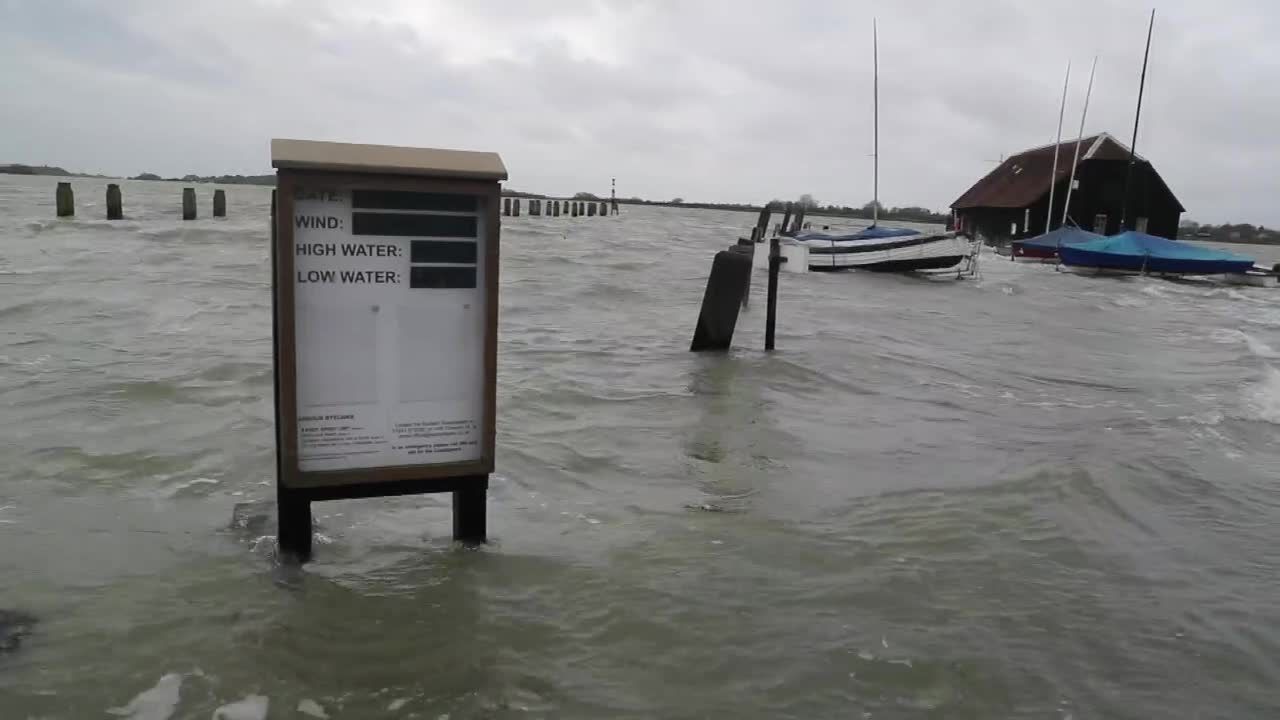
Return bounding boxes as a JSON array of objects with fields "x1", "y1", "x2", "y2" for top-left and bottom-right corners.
[{"x1": 802, "y1": 233, "x2": 974, "y2": 272}]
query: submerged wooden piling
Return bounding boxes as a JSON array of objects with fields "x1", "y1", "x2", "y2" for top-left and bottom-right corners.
[
  {"x1": 212, "y1": 189, "x2": 226, "y2": 217},
  {"x1": 552, "y1": 200, "x2": 560, "y2": 217},
  {"x1": 105, "y1": 184, "x2": 122, "y2": 220},
  {"x1": 513, "y1": 198, "x2": 521, "y2": 217},
  {"x1": 503, "y1": 198, "x2": 512, "y2": 216},
  {"x1": 182, "y1": 188, "x2": 196, "y2": 220},
  {"x1": 588, "y1": 202, "x2": 597, "y2": 217},
  {"x1": 55, "y1": 182, "x2": 74, "y2": 217},
  {"x1": 599, "y1": 201, "x2": 608, "y2": 217}
]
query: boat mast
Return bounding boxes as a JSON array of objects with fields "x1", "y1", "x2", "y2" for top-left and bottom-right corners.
[
  {"x1": 1061, "y1": 56, "x2": 1098, "y2": 227},
  {"x1": 1121, "y1": 8, "x2": 1156, "y2": 231},
  {"x1": 1045, "y1": 60, "x2": 1071, "y2": 234},
  {"x1": 872, "y1": 18, "x2": 879, "y2": 228}
]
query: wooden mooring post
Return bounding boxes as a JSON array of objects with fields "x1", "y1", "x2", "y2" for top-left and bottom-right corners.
[
  {"x1": 552, "y1": 200, "x2": 560, "y2": 217},
  {"x1": 55, "y1": 182, "x2": 74, "y2": 217},
  {"x1": 741, "y1": 205, "x2": 772, "y2": 309},
  {"x1": 599, "y1": 201, "x2": 608, "y2": 216},
  {"x1": 503, "y1": 198, "x2": 512, "y2": 216},
  {"x1": 778, "y1": 202, "x2": 793, "y2": 237},
  {"x1": 212, "y1": 189, "x2": 226, "y2": 217},
  {"x1": 105, "y1": 184, "x2": 122, "y2": 220},
  {"x1": 588, "y1": 202, "x2": 597, "y2": 217},
  {"x1": 182, "y1": 188, "x2": 197, "y2": 220},
  {"x1": 765, "y1": 235, "x2": 780, "y2": 351},
  {"x1": 690, "y1": 244, "x2": 754, "y2": 351}
]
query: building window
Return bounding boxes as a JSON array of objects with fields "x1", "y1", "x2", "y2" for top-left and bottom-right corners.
[
  {"x1": 1136, "y1": 217, "x2": 1148, "y2": 233},
  {"x1": 1094, "y1": 214, "x2": 1108, "y2": 234}
]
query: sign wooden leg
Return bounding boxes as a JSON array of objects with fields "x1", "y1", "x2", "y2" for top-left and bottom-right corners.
[
  {"x1": 277, "y1": 488, "x2": 313, "y2": 561},
  {"x1": 453, "y1": 482, "x2": 487, "y2": 544}
]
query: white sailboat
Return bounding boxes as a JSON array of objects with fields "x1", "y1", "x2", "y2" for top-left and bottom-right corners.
[{"x1": 795, "y1": 20, "x2": 974, "y2": 272}]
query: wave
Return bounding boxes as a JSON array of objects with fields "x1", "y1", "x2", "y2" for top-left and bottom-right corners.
[{"x1": 1242, "y1": 365, "x2": 1280, "y2": 424}]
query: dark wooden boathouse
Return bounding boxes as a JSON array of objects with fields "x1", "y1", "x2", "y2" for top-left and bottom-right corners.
[{"x1": 951, "y1": 132, "x2": 1184, "y2": 241}]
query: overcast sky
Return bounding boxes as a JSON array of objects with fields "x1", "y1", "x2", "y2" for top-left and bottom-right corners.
[{"x1": 2, "y1": 0, "x2": 1277, "y2": 224}]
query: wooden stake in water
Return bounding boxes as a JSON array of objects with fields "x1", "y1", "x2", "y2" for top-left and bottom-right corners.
[
  {"x1": 213, "y1": 189, "x2": 226, "y2": 218},
  {"x1": 182, "y1": 188, "x2": 196, "y2": 220},
  {"x1": 56, "y1": 182, "x2": 74, "y2": 217},
  {"x1": 765, "y1": 236, "x2": 780, "y2": 351},
  {"x1": 106, "y1": 184, "x2": 123, "y2": 220}
]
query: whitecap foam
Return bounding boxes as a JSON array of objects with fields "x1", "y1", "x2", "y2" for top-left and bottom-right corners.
[
  {"x1": 212, "y1": 694, "x2": 269, "y2": 720},
  {"x1": 1112, "y1": 294, "x2": 1149, "y2": 308},
  {"x1": 1242, "y1": 332, "x2": 1280, "y2": 359},
  {"x1": 106, "y1": 673, "x2": 182, "y2": 720},
  {"x1": 1242, "y1": 365, "x2": 1280, "y2": 424},
  {"x1": 297, "y1": 699, "x2": 329, "y2": 718}
]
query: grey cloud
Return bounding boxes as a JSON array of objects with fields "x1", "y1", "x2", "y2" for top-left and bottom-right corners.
[{"x1": 1, "y1": 0, "x2": 1277, "y2": 224}]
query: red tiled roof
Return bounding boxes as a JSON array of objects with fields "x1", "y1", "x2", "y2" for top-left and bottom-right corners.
[{"x1": 951, "y1": 133, "x2": 1137, "y2": 210}]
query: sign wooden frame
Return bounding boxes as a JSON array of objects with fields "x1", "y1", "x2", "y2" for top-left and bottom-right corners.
[{"x1": 272, "y1": 169, "x2": 500, "y2": 500}]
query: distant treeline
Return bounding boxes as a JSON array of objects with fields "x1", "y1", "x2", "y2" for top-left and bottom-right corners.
[
  {"x1": 132, "y1": 173, "x2": 274, "y2": 185},
  {"x1": 0, "y1": 164, "x2": 111, "y2": 178},
  {"x1": 605, "y1": 195, "x2": 950, "y2": 224},
  {"x1": 1179, "y1": 221, "x2": 1280, "y2": 245}
]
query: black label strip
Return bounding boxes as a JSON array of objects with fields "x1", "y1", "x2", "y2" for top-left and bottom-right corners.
[
  {"x1": 410, "y1": 266, "x2": 477, "y2": 289},
  {"x1": 353, "y1": 212, "x2": 478, "y2": 238},
  {"x1": 352, "y1": 190, "x2": 478, "y2": 213},
  {"x1": 410, "y1": 240, "x2": 477, "y2": 264}
]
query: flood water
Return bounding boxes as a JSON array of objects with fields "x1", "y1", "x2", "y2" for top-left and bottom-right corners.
[{"x1": 3, "y1": 175, "x2": 1280, "y2": 718}]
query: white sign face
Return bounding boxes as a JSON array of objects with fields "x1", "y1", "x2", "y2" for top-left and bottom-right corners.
[{"x1": 291, "y1": 186, "x2": 486, "y2": 472}]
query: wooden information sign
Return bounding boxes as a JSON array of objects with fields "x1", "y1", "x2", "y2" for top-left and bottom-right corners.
[{"x1": 270, "y1": 138, "x2": 506, "y2": 560}]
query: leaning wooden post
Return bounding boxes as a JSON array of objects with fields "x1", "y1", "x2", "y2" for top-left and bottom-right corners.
[
  {"x1": 778, "y1": 202, "x2": 793, "y2": 237},
  {"x1": 755, "y1": 205, "x2": 773, "y2": 240},
  {"x1": 212, "y1": 189, "x2": 226, "y2": 217},
  {"x1": 690, "y1": 246, "x2": 753, "y2": 351},
  {"x1": 765, "y1": 236, "x2": 780, "y2": 351},
  {"x1": 105, "y1": 184, "x2": 123, "y2": 220},
  {"x1": 182, "y1": 188, "x2": 197, "y2": 220},
  {"x1": 55, "y1": 182, "x2": 74, "y2": 217}
]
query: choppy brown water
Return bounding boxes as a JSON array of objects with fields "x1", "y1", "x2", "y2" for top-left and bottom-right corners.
[{"x1": 3, "y1": 175, "x2": 1280, "y2": 718}]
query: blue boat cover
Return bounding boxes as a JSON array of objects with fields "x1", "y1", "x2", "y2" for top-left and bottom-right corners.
[
  {"x1": 1058, "y1": 231, "x2": 1255, "y2": 274},
  {"x1": 793, "y1": 225, "x2": 920, "y2": 242},
  {"x1": 1017, "y1": 226, "x2": 1103, "y2": 251}
]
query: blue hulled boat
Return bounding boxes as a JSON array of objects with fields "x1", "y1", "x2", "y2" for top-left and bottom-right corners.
[{"x1": 1058, "y1": 231, "x2": 1255, "y2": 275}]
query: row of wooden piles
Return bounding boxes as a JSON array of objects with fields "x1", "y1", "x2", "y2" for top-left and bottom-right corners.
[
  {"x1": 502, "y1": 198, "x2": 611, "y2": 218},
  {"x1": 55, "y1": 182, "x2": 224, "y2": 220}
]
